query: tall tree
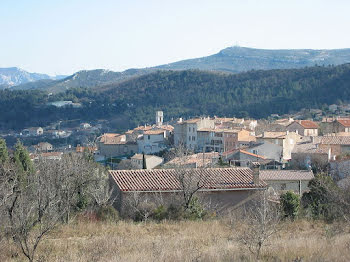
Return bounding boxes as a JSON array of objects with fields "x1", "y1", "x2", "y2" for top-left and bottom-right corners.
[
  {"x1": 13, "y1": 140, "x2": 34, "y2": 174},
  {"x1": 0, "y1": 138, "x2": 9, "y2": 164},
  {"x1": 142, "y1": 153, "x2": 147, "y2": 169}
]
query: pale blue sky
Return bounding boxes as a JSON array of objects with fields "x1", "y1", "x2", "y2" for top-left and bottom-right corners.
[{"x1": 1, "y1": 0, "x2": 350, "y2": 75}]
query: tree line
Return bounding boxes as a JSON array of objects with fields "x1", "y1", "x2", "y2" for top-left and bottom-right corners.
[{"x1": 1, "y1": 63, "x2": 350, "y2": 131}]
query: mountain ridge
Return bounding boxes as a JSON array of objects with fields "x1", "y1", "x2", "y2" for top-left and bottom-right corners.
[
  {"x1": 6, "y1": 46, "x2": 350, "y2": 92},
  {"x1": 0, "y1": 67, "x2": 66, "y2": 88}
]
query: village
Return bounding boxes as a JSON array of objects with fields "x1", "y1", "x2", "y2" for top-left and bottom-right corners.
[{"x1": 2, "y1": 103, "x2": 350, "y2": 212}]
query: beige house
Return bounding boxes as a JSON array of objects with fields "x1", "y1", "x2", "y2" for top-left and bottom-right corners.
[
  {"x1": 287, "y1": 120, "x2": 319, "y2": 136},
  {"x1": 174, "y1": 117, "x2": 215, "y2": 150},
  {"x1": 256, "y1": 131, "x2": 302, "y2": 161},
  {"x1": 260, "y1": 169, "x2": 314, "y2": 196},
  {"x1": 197, "y1": 128, "x2": 255, "y2": 153},
  {"x1": 97, "y1": 133, "x2": 138, "y2": 158},
  {"x1": 35, "y1": 142, "x2": 53, "y2": 152},
  {"x1": 109, "y1": 167, "x2": 266, "y2": 215},
  {"x1": 130, "y1": 154, "x2": 164, "y2": 169}
]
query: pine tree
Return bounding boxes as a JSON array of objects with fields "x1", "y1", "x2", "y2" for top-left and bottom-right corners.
[
  {"x1": 13, "y1": 140, "x2": 34, "y2": 174},
  {"x1": 142, "y1": 153, "x2": 147, "y2": 169},
  {"x1": 0, "y1": 138, "x2": 9, "y2": 164}
]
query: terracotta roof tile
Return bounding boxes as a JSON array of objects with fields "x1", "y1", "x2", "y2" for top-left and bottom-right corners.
[
  {"x1": 294, "y1": 120, "x2": 319, "y2": 129},
  {"x1": 260, "y1": 170, "x2": 314, "y2": 181},
  {"x1": 337, "y1": 119, "x2": 350, "y2": 127},
  {"x1": 109, "y1": 168, "x2": 266, "y2": 192},
  {"x1": 320, "y1": 136, "x2": 350, "y2": 145}
]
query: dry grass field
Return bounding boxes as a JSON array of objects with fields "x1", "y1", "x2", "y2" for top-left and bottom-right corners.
[{"x1": 1, "y1": 219, "x2": 350, "y2": 262}]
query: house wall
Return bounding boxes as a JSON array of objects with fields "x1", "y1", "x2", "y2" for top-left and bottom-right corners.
[
  {"x1": 174, "y1": 119, "x2": 215, "y2": 150},
  {"x1": 264, "y1": 180, "x2": 310, "y2": 195},
  {"x1": 246, "y1": 142, "x2": 282, "y2": 162},
  {"x1": 98, "y1": 143, "x2": 138, "y2": 158},
  {"x1": 138, "y1": 133, "x2": 166, "y2": 154},
  {"x1": 131, "y1": 156, "x2": 164, "y2": 169},
  {"x1": 287, "y1": 122, "x2": 318, "y2": 136},
  {"x1": 117, "y1": 189, "x2": 262, "y2": 217}
]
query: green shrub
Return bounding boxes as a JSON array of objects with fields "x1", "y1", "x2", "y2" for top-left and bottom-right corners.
[
  {"x1": 152, "y1": 205, "x2": 167, "y2": 221},
  {"x1": 184, "y1": 197, "x2": 206, "y2": 220},
  {"x1": 301, "y1": 174, "x2": 339, "y2": 221},
  {"x1": 280, "y1": 191, "x2": 300, "y2": 220},
  {"x1": 96, "y1": 205, "x2": 119, "y2": 222},
  {"x1": 166, "y1": 204, "x2": 184, "y2": 220}
]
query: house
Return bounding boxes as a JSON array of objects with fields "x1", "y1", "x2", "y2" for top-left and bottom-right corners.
[
  {"x1": 35, "y1": 142, "x2": 53, "y2": 152},
  {"x1": 97, "y1": 133, "x2": 138, "y2": 159},
  {"x1": 22, "y1": 127, "x2": 43, "y2": 136},
  {"x1": 256, "y1": 131, "x2": 302, "y2": 161},
  {"x1": 164, "y1": 152, "x2": 220, "y2": 168},
  {"x1": 174, "y1": 117, "x2": 215, "y2": 150},
  {"x1": 260, "y1": 169, "x2": 314, "y2": 196},
  {"x1": 286, "y1": 120, "x2": 319, "y2": 136},
  {"x1": 108, "y1": 167, "x2": 266, "y2": 215},
  {"x1": 245, "y1": 141, "x2": 282, "y2": 162},
  {"x1": 130, "y1": 154, "x2": 164, "y2": 169},
  {"x1": 196, "y1": 128, "x2": 255, "y2": 153},
  {"x1": 222, "y1": 149, "x2": 271, "y2": 167},
  {"x1": 291, "y1": 138, "x2": 331, "y2": 170},
  {"x1": 30, "y1": 152, "x2": 63, "y2": 161},
  {"x1": 317, "y1": 136, "x2": 350, "y2": 158},
  {"x1": 333, "y1": 119, "x2": 350, "y2": 133},
  {"x1": 137, "y1": 129, "x2": 167, "y2": 154}
]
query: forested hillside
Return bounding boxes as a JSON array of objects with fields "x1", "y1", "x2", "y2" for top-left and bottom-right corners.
[{"x1": 1, "y1": 64, "x2": 350, "y2": 131}]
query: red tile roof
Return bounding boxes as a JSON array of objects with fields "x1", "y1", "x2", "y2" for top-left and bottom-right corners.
[
  {"x1": 143, "y1": 130, "x2": 165, "y2": 135},
  {"x1": 320, "y1": 136, "x2": 350, "y2": 145},
  {"x1": 239, "y1": 150, "x2": 266, "y2": 159},
  {"x1": 294, "y1": 120, "x2": 319, "y2": 129},
  {"x1": 337, "y1": 119, "x2": 350, "y2": 127},
  {"x1": 260, "y1": 170, "x2": 314, "y2": 181},
  {"x1": 109, "y1": 168, "x2": 266, "y2": 192}
]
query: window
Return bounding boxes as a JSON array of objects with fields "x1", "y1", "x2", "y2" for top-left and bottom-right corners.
[
  {"x1": 252, "y1": 150, "x2": 258, "y2": 154},
  {"x1": 193, "y1": 127, "x2": 195, "y2": 132},
  {"x1": 281, "y1": 183, "x2": 286, "y2": 190},
  {"x1": 189, "y1": 136, "x2": 191, "y2": 141},
  {"x1": 192, "y1": 136, "x2": 196, "y2": 141},
  {"x1": 148, "y1": 135, "x2": 150, "y2": 140},
  {"x1": 189, "y1": 127, "x2": 191, "y2": 132}
]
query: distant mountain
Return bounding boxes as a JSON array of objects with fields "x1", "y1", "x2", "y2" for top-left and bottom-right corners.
[
  {"x1": 155, "y1": 46, "x2": 350, "y2": 72},
  {"x1": 12, "y1": 68, "x2": 148, "y2": 93},
  {"x1": 0, "y1": 67, "x2": 66, "y2": 88},
  {"x1": 10, "y1": 46, "x2": 350, "y2": 92}
]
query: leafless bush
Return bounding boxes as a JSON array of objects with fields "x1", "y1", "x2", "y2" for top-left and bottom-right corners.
[
  {"x1": 235, "y1": 192, "x2": 281, "y2": 260},
  {"x1": 0, "y1": 153, "x2": 113, "y2": 261}
]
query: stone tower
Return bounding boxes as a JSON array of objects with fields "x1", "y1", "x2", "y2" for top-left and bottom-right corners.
[{"x1": 156, "y1": 111, "x2": 163, "y2": 127}]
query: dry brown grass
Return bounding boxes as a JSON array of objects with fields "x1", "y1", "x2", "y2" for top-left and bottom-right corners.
[{"x1": 1, "y1": 218, "x2": 350, "y2": 262}]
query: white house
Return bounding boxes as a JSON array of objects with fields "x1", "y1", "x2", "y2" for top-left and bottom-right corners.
[
  {"x1": 137, "y1": 130, "x2": 167, "y2": 154},
  {"x1": 130, "y1": 154, "x2": 164, "y2": 169}
]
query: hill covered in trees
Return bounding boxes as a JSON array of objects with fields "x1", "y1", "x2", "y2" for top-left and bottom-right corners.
[
  {"x1": 1, "y1": 63, "x2": 350, "y2": 131},
  {"x1": 10, "y1": 47, "x2": 350, "y2": 93}
]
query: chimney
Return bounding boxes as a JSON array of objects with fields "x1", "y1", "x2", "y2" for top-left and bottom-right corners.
[{"x1": 252, "y1": 166, "x2": 260, "y2": 185}]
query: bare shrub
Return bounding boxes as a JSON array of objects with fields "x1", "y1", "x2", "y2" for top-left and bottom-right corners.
[{"x1": 235, "y1": 192, "x2": 281, "y2": 259}]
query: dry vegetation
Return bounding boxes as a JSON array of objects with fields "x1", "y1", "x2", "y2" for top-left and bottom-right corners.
[{"x1": 1, "y1": 218, "x2": 350, "y2": 262}]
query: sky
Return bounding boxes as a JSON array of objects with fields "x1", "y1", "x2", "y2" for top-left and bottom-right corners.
[{"x1": 1, "y1": 0, "x2": 350, "y2": 76}]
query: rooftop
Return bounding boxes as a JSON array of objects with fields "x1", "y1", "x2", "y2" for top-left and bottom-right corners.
[
  {"x1": 337, "y1": 119, "x2": 350, "y2": 127},
  {"x1": 260, "y1": 170, "x2": 314, "y2": 181},
  {"x1": 256, "y1": 131, "x2": 287, "y2": 139},
  {"x1": 109, "y1": 167, "x2": 266, "y2": 192},
  {"x1": 293, "y1": 120, "x2": 319, "y2": 129}
]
